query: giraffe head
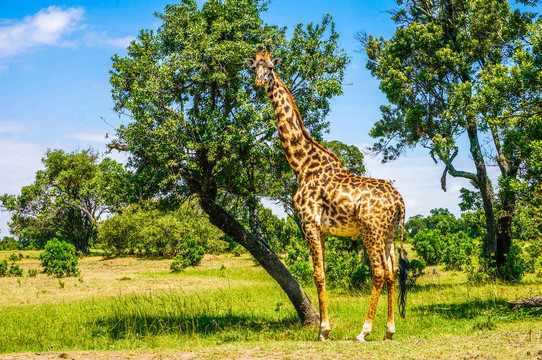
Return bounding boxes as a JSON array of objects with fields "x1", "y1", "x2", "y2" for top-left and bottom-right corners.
[{"x1": 245, "y1": 45, "x2": 282, "y2": 87}]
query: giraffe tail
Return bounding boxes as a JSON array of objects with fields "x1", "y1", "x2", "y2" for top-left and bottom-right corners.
[{"x1": 398, "y1": 201, "x2": 409, "y2": 318}]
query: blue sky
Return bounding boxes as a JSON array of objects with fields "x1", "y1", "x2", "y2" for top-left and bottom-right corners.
[{"x1": 0, "y1": 0, "x2": 484, "y2": 236}]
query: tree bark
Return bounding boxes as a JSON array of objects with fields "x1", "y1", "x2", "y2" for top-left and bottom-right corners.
[
  {"x1": 465, "y1": 121, "x2": 498, "y2": 262},
  {"x1": 198, "y1": 193, "x2": 320, "y2": 325}
]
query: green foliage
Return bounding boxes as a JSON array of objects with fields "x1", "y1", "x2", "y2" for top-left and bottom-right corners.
[
  {"x1": 8, "y1": 253, "x2": 22, "y2": 262},
  {"x1": 408, "y1": 258, "x2": 426, "y2": 286},
  {"x1": 321, "y1": 140, "x2": 366, "y2": 177},
  {"x1": 363, "y1": 0, "x2": 542, "y2": 274},
  {"x1": 285, "y1": 242, "x2": 312, "y2": 285},
  {"x1": 39, "y1": 238, "x2": 80, "y2": 278},
  {"x1": 498, "y1": 241, "x2": 527, "y2": 282},
  {"x1": 28, "y1": 269, "x2": 39, "y2": 278},
  {"x1": 99, "y1": 201, "x2": 223, "y2": 257},
  {"x1": 232, "y1": 244, "x2": 246, "y2": 257},
  {"x1": 7, "y1": 264, "x2": 23, "y2": 277},
  {"x1": 0, "y1": 237, "x2": 25, "y2": 251},
  {"x1": 0, "y1": 260, "x2": 7, "y2": 276},
  {"x1": 407, "y1": 209, "x2": 477, "y2": 270},
  {"x1": 285, "y1": 235, "x2": 371, "y2": 290},
  {"x1": 0, "y1": 260, "x2": 24, "y2": 277},
  {"x1": 170, "y1": 235, "x2": 205, "y2": 272},
  {"x1": 0, "y1": 149, "x2": 128, "y2": 253}
]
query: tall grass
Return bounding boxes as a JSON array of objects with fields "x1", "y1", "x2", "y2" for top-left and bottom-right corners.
[{"x1": 0, "y1": 253, "x2": 540, "y2": 356}]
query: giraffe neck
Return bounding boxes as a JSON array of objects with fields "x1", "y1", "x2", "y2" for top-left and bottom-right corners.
[{"x1": 265, "y1": 73, "x2": 343, "y2": 182}]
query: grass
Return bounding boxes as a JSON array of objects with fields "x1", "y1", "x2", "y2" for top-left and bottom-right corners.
[{"x1": 0, "y1": 250, "x2": 541, "y2": 359}]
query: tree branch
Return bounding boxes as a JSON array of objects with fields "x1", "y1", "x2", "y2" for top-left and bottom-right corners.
[{"x1": 439, "y1": 148, "x2": 478, "y2": 191}]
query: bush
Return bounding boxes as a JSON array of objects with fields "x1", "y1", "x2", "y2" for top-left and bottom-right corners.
[
  {"x1": 232, "y1": 244, "x2": 245, "y2": 257},
  {"x1": 408, "y1": 258, "x2": 426, "y2": 285},
  {"x1": 285, "y1": 237, "x2": 371, "y2": 290},
  {"x1": 99, "y1": 202, "x2": 224, "y2": 257},
  {"x1": 170, "y1": 235, "x2": 205, "y2": 272},
  {"x1": 8, "y1": 253, "x2": 22, "y2": 262},
  {"x1": 0, "y1": 237, "x2": 24, "y2": 251},
  {"x1": 0, "y1": 260, "x2": 8, "y2": 276},
  {"x1": 0, "y1": 261, "x2": 24, "y2": 277},
  {"x1": 499, "y1": 241, "x2": 527, "y2": 281},
  {"x1": 39, "y1": 238, "x2": 79, "y2": 278},
  {"x1": 28, "y1": 269, "x2": 39, "y2": 277},
  {"x1": 411, "y1": 229, "x2": 474, "y2": 270},
  {"x1": 7, "y1": 264, "x2": 23, "y2": 277}
]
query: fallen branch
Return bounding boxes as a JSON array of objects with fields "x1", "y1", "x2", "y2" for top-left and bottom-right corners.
[{"x1": 506, "y1": 296, "x2": 542, "y2": 314}]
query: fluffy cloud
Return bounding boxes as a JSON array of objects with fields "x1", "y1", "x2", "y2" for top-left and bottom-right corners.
[
  {"x1": 0, "y1": 6, "x2": 135, "y2": 59},
  {"x1": 82, "y1": 31, "x2": 134, "y2": 49},
  {"x1": 0, "y1": 6, "x2": 84, "y2": 58}
]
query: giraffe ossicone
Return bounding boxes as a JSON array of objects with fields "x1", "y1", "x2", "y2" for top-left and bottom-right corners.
[{"x1": 246, "y1": 45, "x2": 409, "y2": 342}]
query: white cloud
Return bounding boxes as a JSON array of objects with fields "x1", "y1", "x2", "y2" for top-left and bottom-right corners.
[
  {"x1": 66, "y1": 132, "x2": 108, "y2": 143},
  {"x1": 0, "y1": 6, "x2": 84, "y2": 58},
  {"x1": 83, "y1": 31, "x2": 134, "y2": 49},
  {"x1": 0, "y1": 121, "x2": 29, "y2": 133}
]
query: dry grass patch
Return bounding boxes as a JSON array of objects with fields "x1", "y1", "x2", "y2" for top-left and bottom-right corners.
[{"x1": 0, "y1": 253, "x2": 259, "y2": 307}]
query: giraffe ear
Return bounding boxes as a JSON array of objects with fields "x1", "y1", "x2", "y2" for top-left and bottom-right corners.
[
  {"x1": 245, "y1": 58, "x2": 256, "y2": 68},
  {"x1": 272, "y1": 58, "x2": 282, "y2": 68}
]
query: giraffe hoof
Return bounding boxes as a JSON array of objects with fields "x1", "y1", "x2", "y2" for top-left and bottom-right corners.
[{"x1": 318, "y1": 327, "x2": 331, "y2": 341}]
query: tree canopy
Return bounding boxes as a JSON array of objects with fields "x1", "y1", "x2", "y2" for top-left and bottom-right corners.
[
  {"x1": 109, "y1": 0, "x2": 349, "y2": 323},
  {"x1": 362, "y1": 0, "x2": 542, "y2": 274},
  {"x1": 0, "y1": 149, "x2": 127, "y2": 253}
]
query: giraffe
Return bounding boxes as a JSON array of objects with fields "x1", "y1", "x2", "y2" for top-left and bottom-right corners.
[{"x1": 245, "y1": 46, "x2": 409, "y2": 342}]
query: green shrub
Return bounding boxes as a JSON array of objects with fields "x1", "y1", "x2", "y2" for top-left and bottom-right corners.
[
  {"x1": 7, "y1": 264, "x2": 23, "y2": 277},
  {"x1": 39, "y1": 238, "x2": 79, "y2": 278},
  {"x1": 408, "y1": 258, "x2": 426, "y2": 285},
  {"x1": 28, "y1": 269, "x2": 39, "y2": 277},
  {"x1": 99, "y1": 202, "x2": 223, "y2": 257},
  {"x1": 170, "y1": 235, "x2": 205, "y2": 272},
  {"x1": 499, "y1": 241, "x2": 527, "y2": 281},
  {"x1": 232, "y1": 244, "x2": 245, "y2": 257},
  {"x1": 411, "y1": 229, "x2": 474, "y2": 270},
  {"x1": 8, "y1": 253, "x2": 22, "y2": 262},
  {"x1": 411, "y1": 229, "x2": 445, "y2": 266},
  {"x1": 0, "y1": 260, "x2": 7, "y2": 276},
  {"x1": 285, "y1": 238, "x2": 371, "y2": 290}
]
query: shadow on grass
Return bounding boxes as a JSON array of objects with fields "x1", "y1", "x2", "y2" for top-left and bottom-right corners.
[
  {"x1": 90, "y1": 310, "x2": 301, "y2": 340},
  {"x1": 413, "y1": 297, "x2": 507, "y2": 320}
]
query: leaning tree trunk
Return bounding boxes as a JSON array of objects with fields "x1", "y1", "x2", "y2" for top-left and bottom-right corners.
[
  {"x1": 198, "y1": 193, "x2": 320, "y2": 325},
  {"x1": 466, "y1": 121, "x2": 499, "y2": 264}
]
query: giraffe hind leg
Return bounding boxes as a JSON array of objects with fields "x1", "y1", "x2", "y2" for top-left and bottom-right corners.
[
  {"x1": 384, "y1": 227, "x2": 398, "y2": 340},
  {"x1": 356, "y1": 233, "x2": 386, "y2": 342}
]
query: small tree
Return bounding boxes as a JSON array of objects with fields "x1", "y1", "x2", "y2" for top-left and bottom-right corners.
[
  {"x1": 1, "y1": 149, "x2": 127, "y2": 253},
  {"x1": 40, "y1": 238, "x2": 79, "y2": 278}
]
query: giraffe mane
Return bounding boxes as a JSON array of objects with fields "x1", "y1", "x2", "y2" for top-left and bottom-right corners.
[{"x1": 275, "y1": 75, "x2": 342, "y2": 165}]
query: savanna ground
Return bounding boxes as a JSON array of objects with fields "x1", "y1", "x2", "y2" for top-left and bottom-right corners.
[{"x1": 0, "y1": 249, "x2": 541, "y2": 360}]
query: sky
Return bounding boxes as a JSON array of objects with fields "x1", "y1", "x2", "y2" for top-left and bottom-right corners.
[{"x1": 0, "y1": 0, "x2": 491, "y2": 237}]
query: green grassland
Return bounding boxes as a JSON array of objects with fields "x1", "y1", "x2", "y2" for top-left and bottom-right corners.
[{"x1": 0, "y1": 250, "x2": 541, "y2": 359}]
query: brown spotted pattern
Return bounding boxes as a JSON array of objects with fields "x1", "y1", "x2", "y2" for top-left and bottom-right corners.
[{"x1": 246, "y1": 46, "x2": 406, "y2": 342}]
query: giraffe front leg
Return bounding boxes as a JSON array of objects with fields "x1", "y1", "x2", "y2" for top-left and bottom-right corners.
[{"x1": 304, "y1": 224, "x2": 330, "y2": 341}]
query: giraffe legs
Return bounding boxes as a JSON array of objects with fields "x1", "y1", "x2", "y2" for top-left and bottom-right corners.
[
  {"x1": 356, "y1": 226, "x2": 399, "y2": 342},
  {"x1": 384, "y1": 236, "x2": 397, "y2": 340},
  {"x1": 303, "y1": 224, "x2": 330, "y2": 341},
  {"x1": 355, "y1": 248, "x2": 385, "y2": 342}
]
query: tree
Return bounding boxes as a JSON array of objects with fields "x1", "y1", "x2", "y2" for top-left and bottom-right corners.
[
  {"x1": 0, "y1": 149, "x2": 127, "y2": 253},
  {"x1": 108, "y1": 0, "x2": 349, "y2": 324},
  {"x1": 98, "y1": 201, "x2": 225, "y2": 257},
  {"x1": 362, "y1": 0, "x2": 542, "y2": 275}
]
